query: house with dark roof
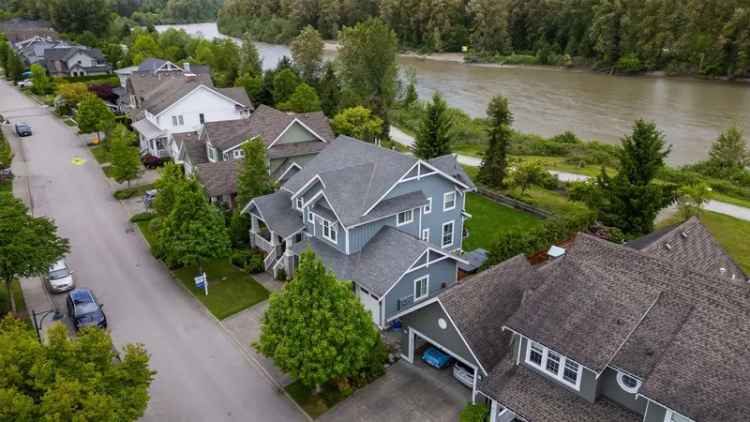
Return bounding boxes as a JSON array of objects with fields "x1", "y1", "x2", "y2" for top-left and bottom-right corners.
[
  {"x1": 172, "y1": 104, "x2": 335, "y2": 207},
  {"x1": 394, "y1": 217, "x2": 749, "y2": 422},
  {"x1": 123, "y1": 59, "x2": 253, "y2": 159},
  {"x1": 42, "y1": 45, "x2": 111, "y2": 77},
  {"x1": 241, "y1": 136, "x2": 476, "y2": 327}
]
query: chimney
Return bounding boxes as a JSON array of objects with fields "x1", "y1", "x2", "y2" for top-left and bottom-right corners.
[{"x1": 183, "y1": 62, "x2": 190, "y2": 72}]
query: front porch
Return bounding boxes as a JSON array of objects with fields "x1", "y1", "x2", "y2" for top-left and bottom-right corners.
[
  {"x1": 132, "y1": 118, "x2": 170, "y2": 158},
  {"x1": 249, "y1": 214, "x2": 300, "y2": 279}
]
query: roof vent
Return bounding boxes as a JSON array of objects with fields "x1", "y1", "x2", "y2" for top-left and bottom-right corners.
[
  {"x1": 664, "y1": 242, "x2": 672, "y2": 251},
  {"x1": 720, "y1": 267, "x2": 727, "y2": 275},
  {"x1": 547, "y1": 245, "x2": 566, "y2": 259},
  {"x1": 680, "y1": 231, "x2": 689, "y2": 239}
]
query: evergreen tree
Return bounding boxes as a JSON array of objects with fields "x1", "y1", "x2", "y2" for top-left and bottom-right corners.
[
  {"x1": 158, "y1": 178, "x2": 231, "y2": 270},
  {"x1": 240, "y1": 33, "x2": 263, "y2": 77},
  {"x1": 255, "y1": 250, "x2": 380, "y2": 391},
  {"x1": 109, "y1": 125, "x2": 141, "y2": 187},
  {"x1": 153, "y1": 162, "x2": 186, "y2": 217},
  {"x1": 414, "y1": 92, "x2": 454, "y2": 159},
  {"x1": 317, "y1": 62, "x2": 341, "y2": 117},
  {"x1": 290, "y1": 26, "x2": 324, "y2": 83},
  {"x1": 706, "y1": 126, "x2": 749, "y2": 178},
  {"x1": 273, "y1": 68, "x2": 302, "y2": 105},
  {"x1": 236, "y1": 138, "x2": 274, "y2": 207},
  {"x1": 278, "y1": 83, "x2": 321, "y2": 113},
  {"x1": 478, "y1": 96, "x2": 513, "y2": 188}
]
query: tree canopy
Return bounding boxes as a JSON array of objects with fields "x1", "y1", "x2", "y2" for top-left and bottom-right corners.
[
  {"x1": 317, "y1": 62, "x2": 341, "y2": 117},
  {"x1": 152, "y1": 162, "x2": 186, "y2": 217},
  {"x1": 478, "y1": 95, "x2": 513, "y2": 189},
  {"x1": 0, "y1": 315, "x2": 155, "y2": 421},
  {"x1": 29, "y1": 64, "x2": 53, "y2": 95},
  {"x1": 331, "y1": 106, "x2": 384, "y2": 143},
  {"x1": 109, "y1": 125, "x2": 141, "y2": 186},
  {"x1": 706, "y1": 127, "x2": 749, "y2": 178},
  {"x1": 414, "y1": 92, "x2": 454, "y2": 159},
  {"x1": 272, "y1": 68, "x2": 302, "y2": 105},
  {"x1": 239, "y1": 33, "x2": 263, "y2": 77},
  {"x1": 75, "y1": 94, "x2": 115, "y2": 138},
  {"x1": 278, "y1": 83, "x2": 322, "y2": 113},
  {"x1": 236, "y1": 138, "x2": 274, "y2": 207},
  {"x1": 255, "y1": 250, "x2": 379, "y2": 389},
  {"x1": 290, "y1": 26, "x2": 324, "y2": 83}
]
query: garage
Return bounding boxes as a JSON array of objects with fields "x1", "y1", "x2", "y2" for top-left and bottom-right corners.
[
  {"x1": 405, "y1": 326, "x2": 482, "y2": 392},
  {"x1": 357, "y1": 285, "x2": 382, "y2": 327}
]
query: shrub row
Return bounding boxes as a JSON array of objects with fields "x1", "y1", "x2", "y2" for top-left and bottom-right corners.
[
  {"x1": 114, "y1": 184, "x2": 155, "y2": 200},
  {"x1": 129, "y1": 211, "x2": 156, "y2": 223},
  {"x1": 230, "y1": 249, "x2": 265, "y2": 274}
]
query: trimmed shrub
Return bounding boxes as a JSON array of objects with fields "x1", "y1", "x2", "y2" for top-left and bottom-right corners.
[
  {"x1": 459, "y1": 403, "x2": 490, "y2": 422},
  {"x1": 231, "y1": 250, "x2": 252, "y2": 268},
  {"x1": 130, "y1": 211, "x2": 156, "y2": 223},
  {"x1": 245, "y1": 254, "x2": 264, "y2": 274},
  {"x1": 276, "y1": 268, "x2": 287, "y2": 282}
]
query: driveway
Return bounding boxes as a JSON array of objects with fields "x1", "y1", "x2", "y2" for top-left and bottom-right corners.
[
  {"x1": 320, "y1": 360, "x2": 470, "y2": 422},
  {"x1": 1, "y1": 80, "x2": 305, "y2": 422}
]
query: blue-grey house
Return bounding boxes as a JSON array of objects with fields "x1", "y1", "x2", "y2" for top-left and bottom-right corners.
[
  {"x1": 396, "y1": 217, "x2": 750, "y2": 422},
  {"x1": 242, "y1": 136, "x2": 476, "y2": 327}
]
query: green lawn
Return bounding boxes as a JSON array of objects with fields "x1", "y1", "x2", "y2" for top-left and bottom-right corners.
[
  {"x1": 136, "y1": 220, "x2": 269, "y2": 320},
  {"x1": 504, "y1": 186, "x2": 590, "y2": 216},
  {"x1": 0, "y1": 279, "x2": 28, "y2": 317},
  {"x1": 659, "y1": 211, "x2": 750, "y2": 274},
  {"x1": 89, "y1": 145, "x2": 111, "y2": 164},
  {"x1": 709, "y1": 191, "x2": 750, "y2": 210},
  {"x1": 464, "y1": 192, "x2": 544, "y2": 251},
  {"x1": 114, "y1": 183, "x2": 155, "y2": 200},
  {"x1": 285, "y1": 380, "x2": 352, "y2": 419}
]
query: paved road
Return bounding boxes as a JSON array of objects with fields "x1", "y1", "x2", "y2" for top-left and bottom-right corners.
[{"x1": 1, "y1": 80, "x2": 305, "y2": 422}]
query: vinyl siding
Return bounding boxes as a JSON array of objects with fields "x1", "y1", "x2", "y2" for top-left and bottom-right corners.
[
  {"x1": 384, "y1": 257, "x2": 457, "y2": 320},
  {"x1": 643, "y1": 401, "x2": 668, "y2": 422},
  {"x1": 349, "y1": 216, "x2": 397, "y2": 253},
  {"x1": 275, "y1": 121, "x2": 318, "y2": 144},
  {"x1": 597, "y1": 368, "x2": 648, "y2": 415}
]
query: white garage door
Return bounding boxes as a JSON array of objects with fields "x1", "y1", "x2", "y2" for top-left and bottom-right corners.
[{"x1": 358, "y1": 286, "x2": 381, "y2": 327}]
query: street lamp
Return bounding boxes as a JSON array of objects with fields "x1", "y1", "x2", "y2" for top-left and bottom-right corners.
[{"x1": 31, "y1": 308, "x2": 63, "y2": 343}]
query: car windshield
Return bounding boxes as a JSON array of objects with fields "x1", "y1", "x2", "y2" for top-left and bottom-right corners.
[
  {"x1": 76, "y1": 302, "x2": 99, "y2": 315},
  {"x1": 49, "y1": 268, "x2": 70, "y2": 280}
]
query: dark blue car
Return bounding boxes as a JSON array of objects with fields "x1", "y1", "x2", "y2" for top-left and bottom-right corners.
[
  {"x1": 422, "y1": 346, "x2": 453, "y2": 369},
  {"x1": 66, "y1": 288, "x2": 107, "y2": 331}
]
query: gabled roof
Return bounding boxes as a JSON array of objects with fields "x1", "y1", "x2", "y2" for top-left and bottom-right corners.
[
  {"x1": 128, "y1": 70, "x2": 213, "y2": 100},
  {"x1": 195, "y1": 160, "x2": 241, "y2": 197},
  {"x1": 43, "y1": 45, "x2": 105, "y2": 61},
  {"x1": 428, "y1": 154, "x2": 477, "y2": 191},
  {"x1": 246, "y1": 191, "x2": 304, "y2": 239},
  {"x1": 175, "y1": 132, "x2": 208, "y2": 166},
  {"x1": 216, "y1": 87, "x2": 253, "y2": 109},
  {"x1": 142, "y1": 79, "x2": 214, "y2": 115}
]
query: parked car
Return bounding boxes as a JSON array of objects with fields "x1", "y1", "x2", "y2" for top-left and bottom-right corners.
[
  {"x1": 453, "y1": 361, "x2": 479, "y2": 388},
  {"x1": 143, "y1": 189, "x2": 158, "y2": 208},
  {"x1": 66, "y1": 288, "x2": 107, "y2": 331},
  {"x1": 15, "y1": 122, "x2": 32, "y2": 137},
  {"x1": 422, "y1": 346, "x2": 453, "y2": 369},
  {"x1": 17, "y1": 79, "x2": 33, "y2": 88},
  {"x1": 45, "y1": 259, "x2": 75, "y2": 293}
]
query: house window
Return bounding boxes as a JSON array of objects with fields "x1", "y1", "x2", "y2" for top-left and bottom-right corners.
[
  {"x1": 421, "y1": 228, "x2": 430, "y2": 242},
  {"x1": 172, "y1": 116, "x2": 178, "y2": 126},
  {"x1": 617, "y1": 372, "x2": 642, "y2": 394},
  {"x1": 199, "y1": 113, "x2": 205, "y2": 124},
  {"x1": 322, "y1": 219, "x2": 337, "y2": 243},
  {"x1": 443, "y1": 191, "x2": 456, "y2": 211},
  {"x1": 664, "y1": 411, "x2": 694, "y2": 422},
  {"x1": 442, "y1": 221, "x2": 454, "y2": 248},
  {"x1": 178, "y1": 115, "x2": 184, "y2": 125},
  {"x1": 232, "y1": 149, "x2": 245, "y2": 159},
  {"x1": 397, "y1": 209, "x2": 413, "y2": 226},
  {"x1": 308, "y1": 210, "x2": 314, "y2": 223},
  {"x1": 414, "y1": 275, "x2": 429, "y2": 301},
  {"x1": 525, "y1": 341, "x2": 583, "y2": 390},
  {"x1": 424, "y1": 197, "x2": 432, "y2": 214},
  {"x1": 207, "y1": 145, "x2": 216, "y2": 161},
  {"x1": 296, "y1": 197, "x2": 304, "y2": 210}
]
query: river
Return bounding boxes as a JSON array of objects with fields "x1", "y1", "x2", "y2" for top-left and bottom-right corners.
[{"x1": 156, "y1": 22, "x2": 750, "y2": 165}]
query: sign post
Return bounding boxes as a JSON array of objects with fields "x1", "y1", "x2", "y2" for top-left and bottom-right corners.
[{"x1": 194, "y1": 272, "x2": 208, "y2": 296}]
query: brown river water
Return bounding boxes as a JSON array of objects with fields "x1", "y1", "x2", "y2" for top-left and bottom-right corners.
[{"x1": 157, "y1": 23, "x2": 750, "y2": 165}]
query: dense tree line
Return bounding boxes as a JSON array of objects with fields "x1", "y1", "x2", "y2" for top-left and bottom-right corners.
[{"x1": 218, "y1": 0, "x2": 750, "y2": 78}]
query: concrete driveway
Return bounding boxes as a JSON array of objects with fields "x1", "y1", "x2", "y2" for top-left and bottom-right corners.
[
  {"x1": 320, "y1": 360, "x2": 470, "y2": 422},
  {"x1": 1, "y1": 80, "x2": 305, "y2": 422}
]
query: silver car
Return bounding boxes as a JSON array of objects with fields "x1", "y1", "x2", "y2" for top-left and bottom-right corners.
[
  {"x1": 453, "y1": 361, "x2": 479, "y2": 389},
  {"x1": 45, "y1": 259, "x2": 75, "y2": 293}
]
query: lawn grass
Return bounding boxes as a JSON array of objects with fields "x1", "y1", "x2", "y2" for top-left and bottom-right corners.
[
  {"x1": 464, "y1": 192, "x2": 544, "y2": 251},
  {"x1": 114, "y1": 183, "x2": 154, "y2": 200},
  {"x1": 136, "y1": 220, "x2": 269, "y2": 320},
  {"x1": 708, "y1": 191, "x2": 750, "y2": 210},
  {"x1": 658, "y1": 211, "x2": 750, "y2": 274},
  {"x1": 0, "y1": 279, "x2": 28, "y2": 317},
  {"x1": 503, "y1": 186, "x2": 590, "y2": 216},
  {"x1": 285, "y1": 380, "x2": 351, "y2": 419},
  {"x1": 89, "y1": 145, "x2": 111, "y2": 164}
]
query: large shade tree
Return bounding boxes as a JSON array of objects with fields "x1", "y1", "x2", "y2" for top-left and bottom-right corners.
[
  {"x1": 0, "y1": 315, "x2": 155, "y2": 421},
  {"x1": 75, "y1": 94, "x2": 115, "y2": 142},
  {"x1": 255, "y1": 250, "x2": 379, "y2": 391},
  {"x1": 290, "y1": 26, "x2": 324, "y2": 83},
  {"x1": 152, "y1": 162, "x2": 186, "y2": 217},
  {"x1": 0, "y1": 193, "x2": 69, "y2": 314}
]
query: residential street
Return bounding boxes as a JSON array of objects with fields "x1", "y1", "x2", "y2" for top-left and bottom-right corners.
[{"x1": 1, "y1": 80, "x2": 306, "y2": 422}]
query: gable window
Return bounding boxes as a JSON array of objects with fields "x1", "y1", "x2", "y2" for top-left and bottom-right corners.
[
  {"x1": 414, "y1": 275, "x2": 429, "y2": 301},
  {"x1": 308, "y1": 210, "x2": 314, "y2": 223},
  {"x1": 172, "y1": 116, "x2": 177, "y2": 126},
  {"x1": 322, "y1": 219, "x2": 337, "y2": 244},
  {"x1": 525, "y1": 341, "x2": 583, "y2": 390},
  {"x1": 295, "y1": 197, "x2": 304, "y2": 210},
  {"x1": 421, "y1": 228, "x2": 430, "y2": 242},
  {"x1": 207, "y1": 145, "x2": 216, "y2": 162},
  {"x1": 443, "y1": 191, "x2": 456, "y2": 211},
  {"x1": 617, "y1": 372, "x2": 641, "y2": 394},
  {"x1": 441, "y1": 221, "x2": 454, "y2": 248},
  {"x1": 424, "y1": 197, "x2": 432, "y2": 214},
  {"x1": 232, "y1": 149, "x2": 245, "y2": 159},
  {"x1": 397, "y1": 209, "x2": 414, "y2": 226},
  {"x1": 199, "y1": 113, "x2": 205, "y2": 124},
  {"x1": 664, "y1": 410, "x2": 694, "y2": 422}
]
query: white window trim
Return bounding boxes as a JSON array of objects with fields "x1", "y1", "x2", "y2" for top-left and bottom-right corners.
[
  {"x1": 233, "y1": 149, "x2": 244, "y2": 159},
  {"x1": 397, "y1": 209, "x2": 414, "y2": 227},
  {"x1": 441, "y1": 221, "x2": 454, "y2": 249},
  {"x1": 295, "y1": 197, "x2": 304, "y2": 211},
  {"x1": 664, "y1": 410, "x2": 694, "y2": 422},
  {"x1": 414, "y1": 275, "x2": 429, "y2": 302},
  {"x1": 178, "y1": 115, "x2": 184, "y2": 125},
  {"x1": 172, "y1": 115, "x2": 178, "y2": 126},
  {"x1": 308, "y1": 210, "x2": 314, "y2": 223},
  {"x1": 424, "y1": 197, "x2": 432, "y2": 214},
  {"x1": 525, "y1": 341, "x2": 583, "y2": 391},
  {"x1": 322, "y1": 219, "x2": 337, "y2": 244},
  {"x1": 616, "y1": 372, "x2": 641, "y2": 394},
  {"x1": 421, "y1": 228, "x2": 430, "y2": 242},
  {"x1": 443, "y1": 191, "x2": 456, "y2": 211}
]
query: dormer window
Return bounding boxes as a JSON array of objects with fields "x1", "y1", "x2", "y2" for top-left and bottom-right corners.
[
  {"x1": 525, "y1": 341, "x2": 583, "y2": 390},
  {"x1": 397, "y1": 209, "x2": 413, "y2": 226},
  {"x1": 617, "y1": 372, "x2": 641, "y2": 394}
]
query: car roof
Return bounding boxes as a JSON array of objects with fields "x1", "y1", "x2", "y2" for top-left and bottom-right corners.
[
  {"x1": 49, "y1": 259, "x2": 67, "y2": 272},
  {"x1": 70, "y1": 288, "x2": 95, "y2": 303}
]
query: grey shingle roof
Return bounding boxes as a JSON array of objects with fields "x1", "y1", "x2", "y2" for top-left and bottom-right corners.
[
  {"x1": 633, "y1": 216, "x2": 747, "y2": 281},
  {"x1": 440, "y1": 255, "x2": 541, "y2": 371},
  {"x1": 428, "y1": 154, "x2": 476, "y2": 191},
  {"x1": 267, "y1": 141, "x2": 328, "y2": 160},
  {"x1": 128, "y1": 71, "x2": 213, "y2": 102},
  {"x1": 366, "y1": 191, "x2": 427, "y2": 221},
  {"x1": 137, "y1": 58, "x2": 210, "y2": 75},
  {"x1": 143, "y1": 78, "x2": 213, "y2": 114},
  {"x1": 249, "y1": 191, "x2": 304, "y2": 238},
  {"x1": 216, "y1": 87, "x2": 253, "y2": 109},
  {"x1": 195, "y1": 160, "x2": 240, "y2": 197},
  {"x1": 173, "y1": 132, "x2": 206, "y2": 165},
  {"x1": 246, "y1": 105, "x2": 334, "y2": 146},
  {"x1": 480, "y1": 358, "x2": 641, "y2": 422},
  {"x1": 203, "y1": 118, "x2": 256, "y2": 152}
]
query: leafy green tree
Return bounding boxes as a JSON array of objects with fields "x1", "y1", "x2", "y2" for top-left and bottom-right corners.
[
  {"x1": 468, "y1": 0, "x2": 511, "y2": 54},
  {"x1": 317, "y1": 62, "x2": 341, "y2": 117},
  {"x1": 109, "y1": 125, "x2": 141, "y2": 187},
  {"x1": 0, "y1": 193, "x2": 69, "y2": 314},
  {"x1": 706, "y1": 126, "x2": 749, "y2": 178},
  {"x1": 0, "y1": 315, "x2": 155, "y2": 420},
  {"x1": 401, "y1": 69, "x2": 418, "y2": 108},
  {"x1": 75, "y1": 94, "x2": 115, "y2": 142},
  {"x1": 236, "y1": 138, "x2": 273, "y2": 207},
  {"x1": 278, "y1": 83, "x2": 321, "y2": 113},
  {"x1": 237, "y1": 72, "x2": 264, "y2": 103},
  {"x1": 239, "y1": 32, "x2": 263, "y2": 77},
  {"x1": 273, "y1": 68, "x2": 302, "y2": 105},
  {"x1": 153, "y1": 162, "x2": 186, "y2": 217},
  {"x1": 130, "y1": 33, "x2": 162, "y2": 65},
  {"x1": 57, "y1": 82, "x2": 90, "y2": 111},
  {"x1": 478, "y1": 95, "x2": 513, "y2": 188},
  {"x1": 414, "y1": 92, "x2": 453, "y2": 159},
  {"x1": 290, "y1": 25, "x2": 324, "y2": 83},
  {"x1": 338, "y1": 18, "x2": 399, "y2": 138},
  {"x1": 158, "y1": 178, "x2": 231, "y2": 270},
  {"x1": 4, "y1": 48, "x2": 24, "y2": 82},
  {"x1": 331, "y1": 106, "x2": 384, "y2": 143},
  {"x1": 48, "y1": 0, "x2": 112, "y2": 35},
  {"x1": 510, "y1": 160, "x2": 550, "y2": 194},
  {"x1": 29, "y1": 64, "x2": 53, "y2": 95},
  {"x1": 676, "y1": 182, "x2": 710, "y2": 220},
  {"x1": 581, "y1": 120, "x2": 676, "y2": 236},
  {"x1": 255, "y1": 250, "x2": 379, "y2": 391}
]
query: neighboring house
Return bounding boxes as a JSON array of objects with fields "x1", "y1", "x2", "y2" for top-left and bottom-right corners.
[
  {"x1": 242, "y1": 136, "x2": 476, "y2": 327},
  {"x1": 13, "y1": 35, "x2": 64, "y2": 66},
  {"x1": 125, "y1": 59, "x2": 252, "y2": 159},
  {"x1": 396, "y1": 217, "x2": 750, "y2": 422},
  {"x1": 1, "y1": 19, "x2": 56, "y2": 44},
  {"x1": 43, "y1": 45, "x2": 111, "y2": 77},
  {"x1": 174, "y1": 104, "x2": 335, "y2": 207}
]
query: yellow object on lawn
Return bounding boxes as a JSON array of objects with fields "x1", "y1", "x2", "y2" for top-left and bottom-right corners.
[{"x1": 71, "y1": 156, "x2": 86, "y2": 166}]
